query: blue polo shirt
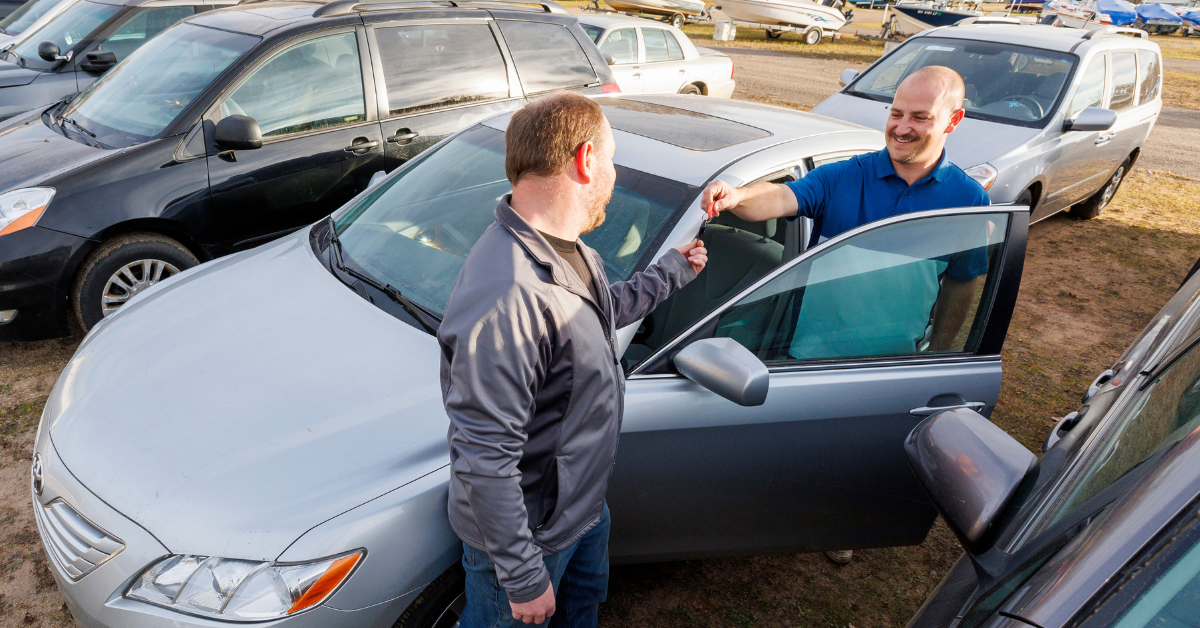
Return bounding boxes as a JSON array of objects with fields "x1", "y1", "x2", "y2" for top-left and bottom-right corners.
[{"x1": 786, "y1": 148, "x2": 990, "y2": 246}]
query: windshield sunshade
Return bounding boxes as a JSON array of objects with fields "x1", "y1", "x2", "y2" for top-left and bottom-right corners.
[
  {"x1": 848, "y1": 37, "x2": 1077, "y2": 127},
  {"x1": 331, "y1": 125, "x2": 699, "y2": 323},
  {"x1": 600, "y1": 99, "x2": 771, "y2": 151}
]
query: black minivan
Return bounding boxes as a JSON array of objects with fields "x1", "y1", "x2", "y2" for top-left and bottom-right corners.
[{"x1": 0, "y1": 0, "x2": 617, "y2": 341}]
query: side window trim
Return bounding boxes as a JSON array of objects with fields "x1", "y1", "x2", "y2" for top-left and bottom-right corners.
[
  {"x1": 629, "y1": 205, "x2": 1025, "y2": 377},
  {"x1": 204, "y1": 26, "x2": 371, "y2": 145}
]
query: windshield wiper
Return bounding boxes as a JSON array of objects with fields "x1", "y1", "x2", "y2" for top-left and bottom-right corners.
[
  {"x1": 326, "y1": 218, "x2": 440, "y2": 334},
  {"x1": 59, "y1": 116, "x2": 95, "y2": 138}
]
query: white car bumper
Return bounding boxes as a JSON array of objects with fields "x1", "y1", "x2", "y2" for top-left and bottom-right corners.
[{"x1": 707, "y1": 79, "x2": 736, "y2": 99}]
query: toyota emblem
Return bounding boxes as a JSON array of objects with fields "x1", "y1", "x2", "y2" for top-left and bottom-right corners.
[{"x1": 31, "y1": 453, "x2": 43, "y2": 496}]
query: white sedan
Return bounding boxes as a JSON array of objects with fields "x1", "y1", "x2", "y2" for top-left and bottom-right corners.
[{"x1": 579, "y1": 14, "x2": 736, "y2": 96}]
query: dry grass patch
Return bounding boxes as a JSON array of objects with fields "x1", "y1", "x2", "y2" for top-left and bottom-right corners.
[
  {"x1": 1164, "y1": 70, "x2": 1200, "y2": 110},
  {"x1": 1151, "y1": 36, "x2": 1200, "y2": 62},
  {"x1": 682, "y1": 23, "x2": 886, "y2": 64}
]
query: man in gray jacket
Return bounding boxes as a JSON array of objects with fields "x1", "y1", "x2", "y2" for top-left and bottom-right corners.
[{"x1": 438, "y1": 91, "x2": 707, "y2": 627}]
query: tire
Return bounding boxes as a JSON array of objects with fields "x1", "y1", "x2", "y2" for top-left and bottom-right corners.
[
  {"x1": 71, "y1": 233, "x2": 199, "y2": 332},
  {"x1": 803, "y1": 26, "x2": 822, "y2": 45},
  {"x1": 392, "y1": 564, "x2": 465, "y2": 628},
  {"x1": 1014, "y1": 187, "x2": 1034, "y2": 211},
  {"x1": 670, "y1": 12, "x2": 685, "y2": 28},
  {"x1": 1072, "y1": 158, "x2": 1130, "y2": 220},
  {"x1": 679, "y1": 83, "x2": 702, "y2": 95},
  {"x1": 765, "y1": 28, "x2": 783, "y2": 38}
]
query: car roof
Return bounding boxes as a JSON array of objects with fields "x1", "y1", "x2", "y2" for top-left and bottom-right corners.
[
  {"x1": 574, "y1": 13, "x2": 675, "y2": 30},
  {"x1": 918, "y1": 23, "x2": 1160, "y2": 54},
  {"x1": 483, "y1": 95, "x2": 880, "y2": 187}
]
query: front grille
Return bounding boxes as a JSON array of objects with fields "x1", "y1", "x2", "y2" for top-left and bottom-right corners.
[{"x1": 33, "y1": 498, "x2": 124, "y2": 580}]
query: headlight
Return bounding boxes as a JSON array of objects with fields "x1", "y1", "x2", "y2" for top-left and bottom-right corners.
[
  {"x1": 0, "y1": 187, "x2": 54, "y2": 236},
  {"x1": 963, "y1": 164, "x2": 998, "y2": 191},
  {"x1": 126, "y1": 550, "x2": 363, "y2": 621}
]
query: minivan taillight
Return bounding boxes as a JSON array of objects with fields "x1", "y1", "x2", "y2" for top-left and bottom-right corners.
[{"x1": 601, "y1": 83, "x2": 621, "y2": 94}]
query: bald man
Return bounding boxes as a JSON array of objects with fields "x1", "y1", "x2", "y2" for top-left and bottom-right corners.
[{"x1": 700, "y1": 65, "x2": 988, "y2": 565}]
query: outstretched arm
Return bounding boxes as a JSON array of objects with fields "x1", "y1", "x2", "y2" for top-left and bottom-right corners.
[
  {"x1": 608, "y1": 240, "x2": 707, "y2": 329},
  {"x1": 701, "y1": 180, "x2": 799, "y2": 222}
]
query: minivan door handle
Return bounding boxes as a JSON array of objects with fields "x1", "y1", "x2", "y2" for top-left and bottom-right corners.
[
  {"x1": 344, "y1": 138, "x2": 379, "y2": 153},
  {"x1": 1094, "y1": 134, "x2": 1114, "y2": 146},
  {"x1": 910, "y1": 401, "x2": 987, "y2": 417},
  {"x1": 388, "y1": 129, "x2": 420, "y2": 145}
]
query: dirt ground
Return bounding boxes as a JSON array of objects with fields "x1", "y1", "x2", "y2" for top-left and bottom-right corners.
[{"x1": 4, "y1": 17, "x2": 1200, "y2": 628}]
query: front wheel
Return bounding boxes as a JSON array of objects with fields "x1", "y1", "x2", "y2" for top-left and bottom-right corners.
[
  {"x1": 393, "y1": 565, "x2": 465, "y2": 628},
  {"x1": 71, "y1": 233, "x2": 199, "y2": 332},
  {"x1": 670, "y1": 12, "x2": 685, "y2": 28},
  {"x1": 803, "y1": 26, "x2": 822, "y2": 45},
  {"x1": 1072, "y1": 158, "x2": 1129, "y2": 220}
]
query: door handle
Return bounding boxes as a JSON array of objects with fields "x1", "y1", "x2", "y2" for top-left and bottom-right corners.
[
  {"x1": 678, "y1": 69, "x2": 686, "y2": 74},
  {"x1": 1094, "y1": 134, "x2": 1114, "y2": 145},
  {"x1": 632, "y1": 73, "x2": 640, "y2": 79},
  {"x1": 344, "y1": 139, "x2": 379, "y2": 153},
  {"x1": 387, "y1": 129, "x2": 420, "y2": 145},
  {"x1": 909, "y1": 401, "x2": 987, "y2": 417}
]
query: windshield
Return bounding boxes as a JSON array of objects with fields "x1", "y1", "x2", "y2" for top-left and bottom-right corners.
[
  {"x1": 848, "y1": 37, "x2": 1077, "y2": 126},
  {"x1": 7, "y1": 0, "x2": 118, "y2": 70},
  {"x1": 1028, "y1": 338, "x2": 1200, "y2": 539},
  {"x1": 63, "y1": 23, "x2": 258, "y2": 147},
  {"x1": 0, "y1": 0, "x2": 65, "y2": 37},
  {"x1": 332, "y1": 125, "x2": 699, "y2": 320}
]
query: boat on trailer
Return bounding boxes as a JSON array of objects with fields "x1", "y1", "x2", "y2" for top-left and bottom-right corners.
[
  {"x1": 888, "y1": 0, "x2": 982, "y2": 35},
  {"x1": 1041, "y1": 0, "x2": 1135, "y2": 29},
  {"x1": 601, "y1": 0, "x2": 707, "y2": 26},
  {"x1": 716, "y1": 0, "x2": 850, "y2": 35}
]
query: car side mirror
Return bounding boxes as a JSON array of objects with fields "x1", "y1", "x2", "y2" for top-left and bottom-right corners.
[
  {"x1": 37, "y1": 40, "x2": 70, "y2": 63},
  {"x1": 905, "y1": 408, "x2": 1037, "y2": 555},
  {"x1": 673, "y1": 337, "x2": 769, "y2": 406},
  {"x1": 839, "y1": 68, "x2": 858, "y2": 87},
  {"x1": 604, "y1": 53, "x2": 617, "y2": 66},
  {"x1": 79, "y1": 50, "x2": 117, "y2": 73},
  {"x1": 214, "y1": 115, "x2": 262, "y2": 151},
  {"x1": 1063, "y1": 107, "x2": 1117, "y2": 133}
]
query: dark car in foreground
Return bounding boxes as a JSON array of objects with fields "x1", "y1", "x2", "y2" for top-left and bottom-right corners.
[
  {"x1": 902, "y1": 264, "x2": 1200, "y2": 628},
  {"x1": 0, "y1": 0, "x2": 617, "y2": 341}
]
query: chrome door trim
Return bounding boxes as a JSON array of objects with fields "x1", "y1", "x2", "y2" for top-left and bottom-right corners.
[
  {"x1": 627, "y1": 353, "x2": 1003, "y2": 380},
  {"x1": 629, "y1": 204, "x2": 1030, "y2": 376}
]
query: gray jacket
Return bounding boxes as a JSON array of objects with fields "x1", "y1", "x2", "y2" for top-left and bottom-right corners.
[{"x1": 439, "y1": 197, "x2": 696, "y2": 603}]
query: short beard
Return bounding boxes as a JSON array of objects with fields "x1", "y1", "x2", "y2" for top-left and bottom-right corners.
[
  {"x1": 581, "y1": 186, "x2": 612, "y2": 234},
  {"x1": 887, "y1": 131, "x2": 934, "y2": 164}
]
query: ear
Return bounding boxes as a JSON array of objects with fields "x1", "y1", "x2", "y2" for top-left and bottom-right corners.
[
  {"x1": 574, "y1": 141, "x2": 595, "y2": 183},
  {"x1": 945, "y1": 108, "x2": 965, "y2": 133}
]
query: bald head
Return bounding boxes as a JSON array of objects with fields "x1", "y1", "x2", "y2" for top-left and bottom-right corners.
[{"x1": 885, "y1": 65, "x2": 967, "y2": 177}]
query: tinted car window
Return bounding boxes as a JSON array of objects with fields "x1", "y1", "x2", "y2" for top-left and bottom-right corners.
[
  {"x1": 1069, "y1": 55, "x2": 1106, "y2": 118},
  {"x1": 375, "y1": 24, "x2": 508, "y2": 117},
  {"x1": 220, "y1": 31, "x2": 364, "y2": 139},
  {"x1": 9, "y1": 0, "x2": 119, "y2": 70},
  {"x1": 95, "y1": 6, "x2": 196, "y2": 62},
  {"x1": 643, "y1": 27, "x2": 668, "y2": 63},
  {"x1": 850, "y1": 37, "x2": 1075, "y2": 125},
  {"x1": 599, "y1": 27, "x2": 637, "y2": 64},
  {"x1": 581, "y1": 23, "x2": 602, "y2": 42},
  {"x1": 713, "y1": 213, "x2": 1007, "y2": 362},
  {"x1": 67, "y1": 23, "x2": 258, "y2": 147},
  {"x1": 1033, "y1": 340, "x2": 1200, "y2": 537},
  {"x1": 1138, "y1": 50, "x2": 1161, "y2": 104},
  {"x1": 497, "y1": 20, "x2": 596, "y2": 93},
  {"x1": 0, "y1": 0, "x2": 61, "y2": 36},
  {"x1": 1109, "y1": 52, "x2": 1137, "y2": 111},
  {"x1": 333, "y1": 125, "x2": 697, "y2": 317},
  {"x1": 665, "y1": 30, "x2": 683, "y2": 61}
]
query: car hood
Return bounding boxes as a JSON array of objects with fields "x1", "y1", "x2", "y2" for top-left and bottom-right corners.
[
  {"x1": 0, "y1": 59, "x2": 38, "y2": 88},
  {"x1": 46, "y1": 229, "x2": 450, "y2": 560},
  {"x1": 0, "y1": 110, "x2": 111, "y2": 191},
  {"x1": 812, "y1": 92, "x2": 1042, "y2": 169}
]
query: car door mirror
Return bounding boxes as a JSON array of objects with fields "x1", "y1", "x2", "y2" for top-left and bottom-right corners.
[
  {"x1": 604, "y1": 53, "x2": 617, "y2": 66},
  {"x1": 214, "y1": 115, "x2": 262, "y2": 151},
  {"x1": 839, "y1": 69, "x2": 858, "y2": 87},
  {"x1": 1063, "y1": 107, "x2": 1117, "y2": 133},
  {"x1": 905, "y1": 408, "x2": 1038, "y2": 555},
  {"x1": 79, "y1": 50, "x2": 117, "y2": 74},
  {"x1": 37, "y1": 41, "x2": 70, "y2": 63},
  {"x1": 673, "y1": 337, "x2": 769, "y2": 406}
]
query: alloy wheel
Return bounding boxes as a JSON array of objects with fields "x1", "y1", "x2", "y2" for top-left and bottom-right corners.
[
  {"x1": 1101, "y1": 164, "x2": 1126, "y2": 208},
  {"x1": 101, "y1": 259, "x2": 181, "y2": 317}
]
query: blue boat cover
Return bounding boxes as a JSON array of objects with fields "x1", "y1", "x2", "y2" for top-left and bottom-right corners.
[
  {"x1": 1135, "y1": 2, "x2": 1181, "y2": 22},
  {"x1": 1096, "y1": 0, "x2": 1137, "y2": 25},
  {"x1": 1181, "y1": 7, "x2": 1200, "y2": 25}
]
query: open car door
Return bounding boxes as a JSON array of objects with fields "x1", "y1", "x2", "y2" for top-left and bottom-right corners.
[{"x1": 609, "y1": 204, "x2": 1029, "y2": 562}]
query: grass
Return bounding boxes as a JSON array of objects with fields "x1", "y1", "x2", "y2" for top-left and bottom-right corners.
[
  {"x1": 682, "y1": 23, "x2": 887, "y2": 64},
  {"x1": 1151, "y1": 36, "x2": 1200, "y2": 62},
  {"x1": 1164, "y1": 70, "x2": 1200, "y2": 110}
]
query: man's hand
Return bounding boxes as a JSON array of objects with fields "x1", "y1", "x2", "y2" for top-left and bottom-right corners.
[
  {"x1": 675, "y1": 239, "x2": 708, "y2": 274},
  {"x1": 511, "y1": 584, "x2": 555, "y2": 624},
  {"x1": 701, "y1": 180, "x2": 740, "y2": 218}
]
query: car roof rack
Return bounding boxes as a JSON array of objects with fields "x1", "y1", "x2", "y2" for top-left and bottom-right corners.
[
  {"x1": 1080, "y1": 25, "x2": 1149, "y2": 39},
  {"x1": 313, "y1": 0, "x2": 567, "y2": 16}
]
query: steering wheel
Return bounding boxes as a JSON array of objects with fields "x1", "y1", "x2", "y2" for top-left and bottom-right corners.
[{"x1": 1001, "y1": 95, "x2": 1044, "y2": 118}]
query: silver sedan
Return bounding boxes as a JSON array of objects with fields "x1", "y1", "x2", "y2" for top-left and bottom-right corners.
[{"x1": 32, "y1": 95, "x2": 1030, "y2": 628}]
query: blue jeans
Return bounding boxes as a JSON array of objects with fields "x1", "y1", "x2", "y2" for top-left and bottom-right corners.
[{"x1": 460, "y1": 504, "x2": 610, "y2": 628}]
